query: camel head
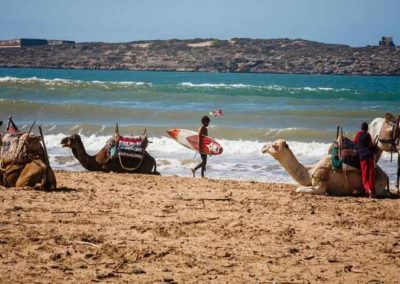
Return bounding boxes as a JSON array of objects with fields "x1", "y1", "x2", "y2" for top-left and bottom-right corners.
[
  {"x1": 60, "y1": 134, "x2": 83, "y2": 149},
  {"x1": 261, "y1": 139, "x2": 290, "y2": 159}
]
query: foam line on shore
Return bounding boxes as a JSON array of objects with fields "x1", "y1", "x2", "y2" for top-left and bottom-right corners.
[{"x1": 0, "y1": 76, "x2": 354, "y2": 93}]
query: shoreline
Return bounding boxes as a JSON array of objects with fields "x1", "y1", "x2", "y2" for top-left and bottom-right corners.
[{"x1": 1, "y1": 170, "x2": 399, "y2": 283}]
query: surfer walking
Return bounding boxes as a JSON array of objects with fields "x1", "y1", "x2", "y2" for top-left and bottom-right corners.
[{"x1": 192, "y1": 116, "x2": 211, "y2": 178}]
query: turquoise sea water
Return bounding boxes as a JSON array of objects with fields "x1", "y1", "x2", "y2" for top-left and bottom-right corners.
[{"x1": 0, "y1": 68, "x2": 399, "y2": 183}]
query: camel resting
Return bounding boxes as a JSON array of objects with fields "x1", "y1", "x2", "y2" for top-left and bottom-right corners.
[
  {"x1": 1, "y1": 130, "x2": 56, "y2": 191},
  {"x1": 262, "y1": 139, "x2": 394, "y2": 198},
  {"x1": 61, "y1": 134, "x2": 159, "y2": 175},
  {"x1": 1, "y1": 159, "x2": 56, "y2": 190}
]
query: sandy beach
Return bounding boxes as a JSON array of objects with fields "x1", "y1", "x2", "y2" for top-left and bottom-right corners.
[{"x1": 0, "y1": 171, "x2": 399, "y2": 283}]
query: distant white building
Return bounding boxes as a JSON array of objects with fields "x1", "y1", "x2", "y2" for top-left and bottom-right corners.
[{"x1": 48, "y1": 39, "x2": 75, "y2": 46}]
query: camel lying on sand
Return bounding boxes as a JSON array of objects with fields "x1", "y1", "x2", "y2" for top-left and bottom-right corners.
[
  {"x1": 1, "y1": 131, "x2": 56, "y2": 191},
  {"x1": 61, "y1": 134, "x2": 159, "y2": 175},
  {"x1": 262, "y1": 139, "x2": 393, "y2": 197},
  {"x1": 1, "y1": 159, "x2": 57, "y2": 190}
]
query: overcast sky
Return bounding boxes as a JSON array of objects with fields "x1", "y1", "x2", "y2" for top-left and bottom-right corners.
[{"x1": 1, "y1": 0, "x2": 399, "y2": 46}]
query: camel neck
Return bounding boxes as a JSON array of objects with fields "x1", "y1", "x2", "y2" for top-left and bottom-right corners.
[
  {"x1": 277, "y1": 150, "x2": 312, "y2": 186},
  {"x1": 71, "y1": 140, "x2": 101, "y2": 171}
]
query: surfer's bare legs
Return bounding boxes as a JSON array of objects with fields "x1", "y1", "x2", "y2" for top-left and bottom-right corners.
[{"x1": 192, "y1": 154, "x2": 207, "y2": 178}]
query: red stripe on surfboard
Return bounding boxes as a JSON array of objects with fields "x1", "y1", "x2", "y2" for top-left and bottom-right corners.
[
  {"x1": 186, "y1": 135, "x2": 223, "y2": 155},
  {"x1": 167, "y1": 129, "x2": 180, "y2": 139}
]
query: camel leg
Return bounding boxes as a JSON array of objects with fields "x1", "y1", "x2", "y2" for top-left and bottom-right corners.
[
  {"x1": 142, "y1": 152, "x2": 160, "y2": 175},
  {"x1": 15, "y1": 161, "x2": 46, "y2": 189},
  {"x1": 296, "y1": 186, "x2": 327, "y2": 195},
  {"x1": 45, "y1": 168, "x2": 57, "y2": 191},
  {"x1": 373, "y1": 166, "x2": 396, "y2": 198},
  {"x1": 396, "y1": 153, "x2": 400, "y2": 189},
  {"x1": 150, "y1": 156, "x2": 160, "y2": 175},
  {"x1": 295, "y1": 176, "x2": 329, "y2": 195},
  {"x1": 296, "y1": 186, "x2": 314, "y2": 193},
  {"x1": 3, "y1": 164, "x2": 24, "y2": 187}
]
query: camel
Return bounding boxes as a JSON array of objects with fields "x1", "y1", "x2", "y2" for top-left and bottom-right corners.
[
  {"x1": 0, "y1": 131, "x2": 57, "y2": 191},
  {"x1": 1, "y1": 159, "x2": 57, "y2": 190},
  {"x1": 369, "y1": 114, "x2": 399, "y2": 158},
  {"x1": 369, "y1": 113, "x2": 400, "y2": 188},
  {"x1": 60, "y1": 134, "x2": 160, "y2": 175},
  {"x1": 261, "y1": 139, "x2": 394, "y2": 197}
]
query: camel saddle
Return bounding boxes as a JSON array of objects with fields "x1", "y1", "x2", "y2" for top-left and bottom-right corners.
[
  {"x1": 330, "y1": 136, "x2": 360, "y2": 170},
  {"x1": 117, "y1": 135, "x2": 148, "y2": 158},
  {"x1": 105, "y1": 134, "x2": 148, "y2": 159},
  {"x1": 1, "y1": 132, "x2": 45, "y2": 167}
]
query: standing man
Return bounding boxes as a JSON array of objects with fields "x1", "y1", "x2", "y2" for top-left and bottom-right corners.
[
  {"x1": 192, "y1": 115, "x2": 210, "y2": 178},
  {"x1": 354, "y1": 122, "x2": 376, "y2": 198}
]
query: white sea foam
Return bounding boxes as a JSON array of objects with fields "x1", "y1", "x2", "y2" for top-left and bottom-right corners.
[
  {"x1": 1, "y1": 76, "x2": 352, "y2": 94},
  {"x1": 180, "y1": 82, "x2": 250, "y2": 88},
  {"x1": 180, "y1": 82, "x2": 273, "y2": 89},
  {"x1": 178, "y1": 82, "x2": 350, "y2": 92},
  {"x1": 34, "y1": 132, "x2": 400, "y2": 185},
  {"x1": 43, "y1": 133, "x2": 327, "y2": 183},
  {"x1": 0, "y1": 76, "x2": 151, "y2": 88}
]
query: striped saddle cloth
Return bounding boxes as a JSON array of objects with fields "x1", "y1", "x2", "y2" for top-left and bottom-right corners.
[{"x1": 117, "y1": 135, "x2": 148, "y2": 158}]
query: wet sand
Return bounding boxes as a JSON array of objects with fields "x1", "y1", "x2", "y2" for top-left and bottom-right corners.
[{"x1": 0, "y1": 171, "x2": 399, "y2": 283}]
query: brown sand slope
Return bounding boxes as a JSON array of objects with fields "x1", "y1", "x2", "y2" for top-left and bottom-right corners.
[{"x1": 0, "y1": 171, "x2": 399, "y2": 283}]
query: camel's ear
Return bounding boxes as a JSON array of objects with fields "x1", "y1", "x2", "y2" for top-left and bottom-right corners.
[
  {"x1": 272, "y1": 143, "x2": 279, "y2": 151},
  {"x1": 385, "y1": 112, "x2": 395, "y2": 122},
  {"x1": 281, "y1": 141, "x2": 289, "y2": 149}
]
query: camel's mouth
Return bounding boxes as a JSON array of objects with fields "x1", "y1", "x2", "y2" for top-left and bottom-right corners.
[
  {"x1": 60, "y1": 137, "x2": 70, "y2": 147},
  {"x1": 261, "y1": 144, "x2": 271, "y2": 154}
]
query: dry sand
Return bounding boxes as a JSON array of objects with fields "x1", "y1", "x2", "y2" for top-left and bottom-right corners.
[{"x1": 0, "y1": 171, "x2": 399, "y2": 283}]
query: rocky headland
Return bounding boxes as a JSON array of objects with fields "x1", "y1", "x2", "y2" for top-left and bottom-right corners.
[{"x1": 0, "y1": 38, "x2": 399, "y2": 75}]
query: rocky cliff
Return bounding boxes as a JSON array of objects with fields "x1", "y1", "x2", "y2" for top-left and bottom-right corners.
[{"x1": 0, "y1": 38, "x2": 399, "y2": 75}]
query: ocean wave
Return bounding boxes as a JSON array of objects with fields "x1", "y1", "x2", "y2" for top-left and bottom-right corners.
[
  {"x1": 35, "y1": 130, "x2": 368, "y2": 153},
  {"x1": 0, "y1": 76, "x2": 353, "y2": 93},
  {"x1": 44, "y1": 133, "x2": 330, "y2": 157},
  {"x1": 40, "y1": 132, "x2": 397, "y2": 183},
  {"x1": 179, "y1": 82, "x2": 351, "y2": 92},
  {"x1": 179, "y1": 82, "x2": 261, "y2": 88},
  {"x1": 0, "y1": 76, "x2": 152, "y2": 89}
]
